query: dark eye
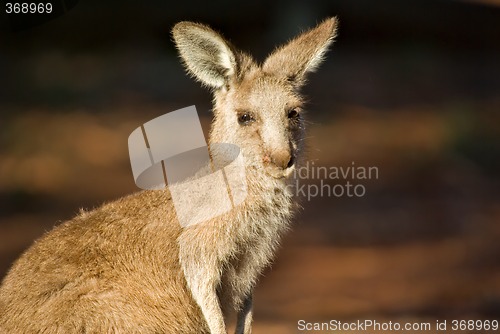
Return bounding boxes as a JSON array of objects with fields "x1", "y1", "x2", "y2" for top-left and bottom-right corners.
[
  {"x1": 238, "y1": 113, "x2": 254, "y2": 125},
  {"x1": 288, "y1": 108, "x2": 299, "y2": 119}
]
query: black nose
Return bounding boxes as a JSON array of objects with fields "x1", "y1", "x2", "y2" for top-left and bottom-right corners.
[{"x1": 286, "y1": 155, "x2": 295, "y2": 169}]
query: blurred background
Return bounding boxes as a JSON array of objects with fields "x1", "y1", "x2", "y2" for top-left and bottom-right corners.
[{"x1": 0, "y1": 0, "x2": 499, "y2": 332}]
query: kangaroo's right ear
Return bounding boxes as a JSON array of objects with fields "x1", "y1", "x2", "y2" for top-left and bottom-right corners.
[
  {"x1": 263, "y1": 17, "x2": 337, "y2": 87},
  {"x1": 172, "y1": 22, "x2": 237, "y2": 90}
]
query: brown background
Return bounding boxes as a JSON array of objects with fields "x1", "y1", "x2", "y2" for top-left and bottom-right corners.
[{"x1": 1, "y1": 1, "x2": 499, "y2": 332}]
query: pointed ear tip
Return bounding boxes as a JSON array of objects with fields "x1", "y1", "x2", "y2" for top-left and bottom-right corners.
[
  {"x1": 172, "y1": 21, "x2": 188, "y2": 30},
  {"x1": 172, "y1": 21, "x2": 205, "y2": 36},
  {"x1": 322, "y1": 17, "x2": 339, "y2": 33},
  {"x1": 171, "y1": 22, "x2": 186, "y2": 38}
]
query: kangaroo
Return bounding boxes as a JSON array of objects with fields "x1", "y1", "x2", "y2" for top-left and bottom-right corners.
[{"x1": 0, "y1": 18, "x2": 337, "y2": 334}]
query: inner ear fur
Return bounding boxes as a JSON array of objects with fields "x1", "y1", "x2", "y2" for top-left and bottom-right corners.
[{"x1": 172, "y1": 22, "x2": 238, "y2": 89}]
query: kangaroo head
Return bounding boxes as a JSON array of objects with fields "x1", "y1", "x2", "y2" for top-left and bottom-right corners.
[{"x1": 172, "y1": 18, "x2": 337, "y2": 180}]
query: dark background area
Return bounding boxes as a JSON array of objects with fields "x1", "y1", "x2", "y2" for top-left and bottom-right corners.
[{"x1": 1, "y1": 1, "x2": 499, "y2": 332}]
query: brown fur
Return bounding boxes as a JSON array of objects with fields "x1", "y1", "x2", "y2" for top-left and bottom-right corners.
[{"x1": 0, "y1": 18, "x2": 337, "y2": 334}]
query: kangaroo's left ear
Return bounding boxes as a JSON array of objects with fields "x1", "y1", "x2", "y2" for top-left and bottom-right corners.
[
  {"x1": 172, "y1": 21, "x2": 238, "y2": 90},
  {"x1": 263, "y1": 17, "x2": 338, "y2": 86}
]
